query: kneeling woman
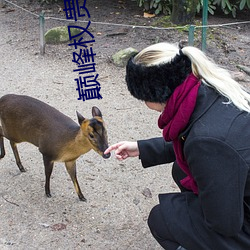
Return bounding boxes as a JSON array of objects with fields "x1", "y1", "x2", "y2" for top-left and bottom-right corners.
[{"x1": 105, "y1": 42, "x2": 250, "y2": 250}]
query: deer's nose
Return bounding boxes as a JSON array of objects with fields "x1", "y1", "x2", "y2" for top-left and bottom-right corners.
[{"x1": 103, "y1": 152, "x2": 111, "y2": 159}]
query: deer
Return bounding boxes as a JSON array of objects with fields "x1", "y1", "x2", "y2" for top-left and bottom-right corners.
[{"x1": 0, "y1": 94, "x2": 111, "y2": 201}]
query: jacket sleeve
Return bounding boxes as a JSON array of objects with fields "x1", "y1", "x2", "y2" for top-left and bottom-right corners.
[
  {"x1": 137, "y1": 137, "x2": 175, "y2": 168},
  {"x1": 185, "y1": 136, "x2": 249, "y2": 237}
]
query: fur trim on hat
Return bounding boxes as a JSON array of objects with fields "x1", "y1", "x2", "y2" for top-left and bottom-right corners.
[{"x1": 125, "y1": 53, "x2": 192, "y2": 103}]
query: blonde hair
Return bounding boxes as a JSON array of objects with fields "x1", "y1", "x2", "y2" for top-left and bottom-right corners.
[{"x1": 134, "y1": 42, "x2": 250, "y2": 113}]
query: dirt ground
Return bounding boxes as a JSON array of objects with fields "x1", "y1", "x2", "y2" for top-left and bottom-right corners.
[{"x1": 0, "y1": 0, "x2": 249, "y2": 249}]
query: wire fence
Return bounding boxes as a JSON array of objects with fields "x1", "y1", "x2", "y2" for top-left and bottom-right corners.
[
  {"x1": 4, "y1": 0, "x2": 250, "y2": 29},
  {"x1": 3, "y1": 0, "x2": 250, "y2": 55}
]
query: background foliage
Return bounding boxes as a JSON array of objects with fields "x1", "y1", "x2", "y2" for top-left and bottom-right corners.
[
  {"x1": 136, "y1": 0, "x2": 172, "y2": 15},
  {"x1": 135, "y1": 0, "x2": 250, "y2": 17},
  {"x1": 39, "y1": 0, "x2": 250, "y2": 19}
]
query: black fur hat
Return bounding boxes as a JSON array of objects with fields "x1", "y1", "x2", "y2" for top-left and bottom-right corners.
[{"x1": 125, "y1": 52, "x2": 192, "y2": 103}]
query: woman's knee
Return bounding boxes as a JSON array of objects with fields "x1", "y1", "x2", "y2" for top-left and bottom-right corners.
[
  {"x1": 148, "y1": 205, "x2": 179, "y2": 249},
  {"x1": 148, "y1": 204, "x2": 161, "y2": 233}
]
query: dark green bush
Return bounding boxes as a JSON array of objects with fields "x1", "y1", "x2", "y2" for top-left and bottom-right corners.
[
  {"x1": 136, "y1": 0, "x2": 172, "y2": 15},
  {"x1": 136, "y1": 0, "x2": 250, "y2": 17}
]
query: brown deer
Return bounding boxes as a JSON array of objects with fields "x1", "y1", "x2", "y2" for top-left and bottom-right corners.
[{"x1": 0, "y1": 94, "x2": 110, "y2": 201}]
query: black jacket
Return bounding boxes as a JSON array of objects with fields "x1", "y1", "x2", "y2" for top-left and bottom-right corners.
[{"x1": 138, "y1": 84, "x2": 250, "y2": 249}]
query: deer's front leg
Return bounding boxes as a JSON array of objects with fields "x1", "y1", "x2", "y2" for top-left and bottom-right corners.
[{"x1": 65, "y1": 160, "x2": 86, "y2": 202}]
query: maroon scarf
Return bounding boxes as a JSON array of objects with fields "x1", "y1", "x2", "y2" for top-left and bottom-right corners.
[{"x1": 158, "y1": 73, "x2": 201, "y2": 194}]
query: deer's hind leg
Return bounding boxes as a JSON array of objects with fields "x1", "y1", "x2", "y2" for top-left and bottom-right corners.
[
  {"x1": 65, "y1": 160, "x2": 86, "y2": 202},
  {"x1": 10, "y1": 141, "x2": 26, "y2": 172},
  {"x1": 0, "y1": 126, "x2": 5, "y2": 159}
]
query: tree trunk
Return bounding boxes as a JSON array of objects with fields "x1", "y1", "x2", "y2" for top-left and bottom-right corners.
[{"x1": 171, "y1": 0, "x2": 198, "y2": 25}]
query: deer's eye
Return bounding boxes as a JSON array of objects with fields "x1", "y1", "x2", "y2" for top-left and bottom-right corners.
[{"x1": 89, "y1": 133, "x2": 94, "y2": 139}]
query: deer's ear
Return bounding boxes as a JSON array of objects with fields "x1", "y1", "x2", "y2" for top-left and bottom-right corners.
[
  {"x1": 76, "y1": 111, "x2": 85, "y2": 125},
  {"x1": 92, "y1": 106, "x2": 102, "y2": 118}
]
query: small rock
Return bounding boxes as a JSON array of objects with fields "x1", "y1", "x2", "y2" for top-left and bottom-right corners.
[
  {"x1": 231, "y1": 71, "x2": 247, "y2": 82},
  {"x1": 133, "y1": 197, "x2": 140, "y2": 205},
  {"x1": 236, "y1": 65, "x2": 250, "y2": 76},
  {"x1": 112, "y1": 47, "x2": 138, "y2": 67},
  {"x1": 45, "y1": 26, "x2": 81, "y2": 44},
  {"x1": 5, "y1": 241, "x2": 15, "y2": 246},
  {"x1": 142, "y1": 187, "x2": 152, "y2": 198},
  {"x1": 39, "y1": 223, "x2": 50, "y2": 228}
]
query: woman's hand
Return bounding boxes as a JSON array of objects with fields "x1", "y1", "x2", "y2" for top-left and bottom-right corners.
[{"x1": 104, "y1": 141, "x2": 139, "y2": 160}]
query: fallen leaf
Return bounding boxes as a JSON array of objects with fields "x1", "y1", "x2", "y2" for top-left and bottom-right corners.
[
  {"x1": 51, "y1": 223, "x2": 67, "y2": 231},
  {"x1": 143, "y1": 12, "x2": 155, "y2": 18}
]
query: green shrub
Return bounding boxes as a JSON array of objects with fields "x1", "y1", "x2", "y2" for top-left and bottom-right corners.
[
  {"x1": 136, "y1": 0, "x2": 172, "y2": 15},
  {"x1": 213, "y1": 0, "x2": 250, "y2": 17},
  {"x1": 135, "y1": 0, "x2": 250, "y2": 18},
  {"x1": 196, "y1": 0, "x2": 216, "y2": 15}
]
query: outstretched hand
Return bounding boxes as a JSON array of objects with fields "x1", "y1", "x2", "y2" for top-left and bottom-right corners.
[{"x1": 104, "y1": 141, "x2": 139, "y2": 160}]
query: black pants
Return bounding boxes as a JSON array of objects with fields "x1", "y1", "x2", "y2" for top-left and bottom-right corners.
[{"x1": 148, "y1": 162, "x2": 188, "y2": 250}]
